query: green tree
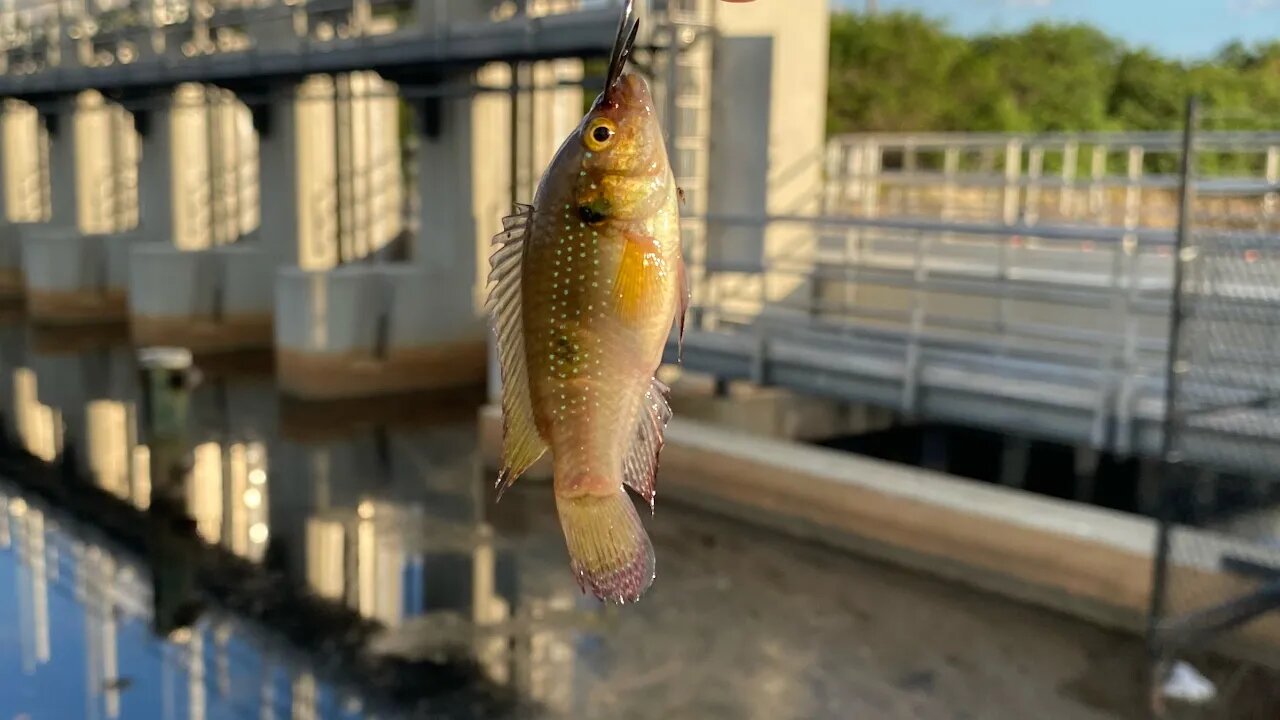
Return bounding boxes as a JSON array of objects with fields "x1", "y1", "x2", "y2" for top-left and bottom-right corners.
[
  {"x1": 824, "y1": 10, "x2": 1280, "y2": 141},
  {"x1": 826, "y1": 12, "x2": 965, "y2": 134},
  {"x1": 1108, "y1": 50, "x2": 1185, "y2": 130}
]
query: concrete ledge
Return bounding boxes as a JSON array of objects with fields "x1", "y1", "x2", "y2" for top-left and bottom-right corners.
[
  {"x1": 19, "y1": 230, "x2": 131, "y2": 324},
  {"x1": 103, "y1": 232, "x2": 134, "y2": 294},
  {"x1": 128, "y1": 244, "x2": 216, "y2": 317},
  {"x1": 213, "y1": 244, "x2": 274, "y2": 316},
  {"x1": 274, "y1": 265, "x2": 488, "y2": 400},
  {"x1": 274, "y1": 266, "x2": 381, "y2": 354},
  {"x1": 0, "y1": 222, "x2": 68, "y2": 298},
  {"x1": 477, "y1": 404, "x2": 1280, "y2": 667},
  {"x1": 383, "y1": 265, "x2": 486, "y2": 351},
  {"x1": 26, "y1": 288, "x2": 128, "y2": 324},
  {"x1": 129, "y1": 244, "x2": 273, "y2": 353}
]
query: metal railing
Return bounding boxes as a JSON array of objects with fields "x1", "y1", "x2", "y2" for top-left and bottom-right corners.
[
  {"x1": 674, "y1": 128, "x2": 1280, "y2": 461},
  {"x1": 0, "y1": 0, "x2": 629, "y2": 75}
]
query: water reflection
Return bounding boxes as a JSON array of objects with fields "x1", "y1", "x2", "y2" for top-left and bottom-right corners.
[
  {"x1": 0, "y1": 327, "x2": 598, "y2": 719},
  {"x1": 0, "y1": 490, "x2": 376, "y2": 719}
]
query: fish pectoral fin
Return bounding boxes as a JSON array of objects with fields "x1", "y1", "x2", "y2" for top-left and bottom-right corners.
[
  {"x1": 556, "y1": 487, "x2": 655, "y2": 604},
  {"x1": 611, "y1": 232, "x2": 667, "y2": 325},
  {"x1": 486, "y1": 203, "x2": 548, "y2": 498},
  {"x1": 622, "y1": 376, "x2": 672, "y2": 512}
]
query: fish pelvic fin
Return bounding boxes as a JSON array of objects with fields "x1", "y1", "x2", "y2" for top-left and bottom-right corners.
[
  {"x1": 611, "y1": 232, "x2": 667, "y2": 326},
  {"x1": 556, "y1": 485, "x2": 655, "y2": 604},
  {"x1": 486, "y1": 203, "x2": 548, "y2": 499},
  {"x1": 622, "y1": 377, "x2": 671, "y2": 513}
]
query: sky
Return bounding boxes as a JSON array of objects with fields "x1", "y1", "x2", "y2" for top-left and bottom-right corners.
[{"x1": 840, "y1": 0, "x2": 1280, "y2": 60}]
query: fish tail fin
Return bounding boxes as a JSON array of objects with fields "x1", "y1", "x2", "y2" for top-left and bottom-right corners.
[{"x1": 555, "y1": 483, "x2": 655, "y2": 604}]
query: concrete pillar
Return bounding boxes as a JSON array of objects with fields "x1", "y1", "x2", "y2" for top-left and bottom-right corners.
[
  {"x1": 705, "y1": 0, "x2": 830, "y2": 318},
  {"x1": 0, "y1": 102, "x2": 53, "y2": 297},
  {"x1": 2, "y1": 101, "x2": 49, "y2": 223},
  {"x1": 275, "y1": 65, "x2": 507, "y2": 400},
  {"x1": 130, "y1": 78, "x2": 329, "y2": 352},
  {"x1": 334, "y1": 71, "x2": 402, "y2": 261},
  {"x1": 258, "y1": 76, "x2": 339, "y2": 270},
  {"x1": 35, "y1": 91, "x2": 137, "y2": 236},
  {"x1": 136, "y1": 90, "x2": 176, "y2": 245},
  {"x1": 415, "y1": 94, "x2": 479, "y2": 279},
  {"x1": 19, "y1": 93, "x2": 137, "y2": 324},
  {"x1": 42, "y1": 97, "x2": 80, "y2": 231},
  {"x1": 275, "y1": 69, "x2": 491, "y2": 400}
]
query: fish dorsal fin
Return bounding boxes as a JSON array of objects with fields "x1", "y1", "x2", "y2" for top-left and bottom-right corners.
[
  {"x1": 486, "y1": 203, "x2": 548, "y2": 498},
  {"x1": 622, "y1": 377, "x2": 672, "y2": 512}
]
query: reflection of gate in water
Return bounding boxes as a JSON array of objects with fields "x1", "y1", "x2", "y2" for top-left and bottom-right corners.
[{"x1": 1148, "y1": 98, "x2": 1280, "y2": 708}]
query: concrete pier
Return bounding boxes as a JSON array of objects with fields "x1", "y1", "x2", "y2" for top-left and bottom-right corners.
[
  {"x1": 20, "y1": 230, "x2": 132, "y2": 324},
  {"x1": 276, "y1": 64, "x2": 518, "y2": 400},
  {"x1": 0, "y1": 102, "x2": 53, "y2": 299},
  {"x1": 13, "y1": 93, "x2": 138, "y2": 324},
  {"x1": 128, "y1": 85, "x2": 266, "y2": 351},
  {"x1": 132, "y1": 74, "x2": 400, "y2": 356}
]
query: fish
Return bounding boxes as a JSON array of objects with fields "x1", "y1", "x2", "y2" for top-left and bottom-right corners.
[{"x1": 486, "y1": 0, "x2": 687, "y2": 605}]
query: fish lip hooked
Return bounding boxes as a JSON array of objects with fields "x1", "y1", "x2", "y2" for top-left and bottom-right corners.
[{"x1": 603, "y1": 0, "x2": 639, "y2": 104}]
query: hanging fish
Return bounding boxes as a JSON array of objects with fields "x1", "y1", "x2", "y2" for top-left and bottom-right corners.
[{"x1": 487, "y1": 0, "x2": 688, "y2": 604}]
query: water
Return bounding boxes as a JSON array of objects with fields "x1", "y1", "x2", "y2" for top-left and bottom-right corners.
[
  {"x1": 0, "y1": 322, "x2": 1277, "y2": 719},
  {"x1": 816, "y1": 421, "x2": 1280, "y2": 530}
]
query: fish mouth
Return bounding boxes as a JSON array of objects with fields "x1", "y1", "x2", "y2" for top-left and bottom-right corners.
[{"x1": 603, "y1": 0, "x2": 639, "y2": 104}]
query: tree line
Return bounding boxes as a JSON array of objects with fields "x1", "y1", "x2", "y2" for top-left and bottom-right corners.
[{"x1": 827, "y1": 11, "x2": 1280, "y2": 137}]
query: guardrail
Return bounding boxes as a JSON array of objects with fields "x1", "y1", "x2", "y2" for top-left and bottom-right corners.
[
  {"x1": 671, "y1": 205, "x2": 1279, "y2": 468},
  {"x1": 0, "y1": 0, "x2": 627, "y2": 86}
]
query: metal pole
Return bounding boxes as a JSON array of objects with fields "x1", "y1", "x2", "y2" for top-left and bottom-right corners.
[
  {"x1": 508, "y1": 61, "x2": 519, "y2": 208},
  {"x1": 1161, "y1": 95, "x2": 1199, "y2": 470},
  {"x1": 1146, "y1": 94, "x2": 1198, "y2": 660}
]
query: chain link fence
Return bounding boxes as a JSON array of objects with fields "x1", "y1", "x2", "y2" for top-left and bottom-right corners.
[{"x1": 1147, "y1": 98, "x2": 1280, "y2": 718}]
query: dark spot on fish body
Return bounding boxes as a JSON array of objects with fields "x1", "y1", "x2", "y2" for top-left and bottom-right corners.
[
  {"x1": 577, "y1": 199, "x2": 609, "y2": 225},
  {"x1": 554, "y1": 335, "x2": 579, "y2": 366}
]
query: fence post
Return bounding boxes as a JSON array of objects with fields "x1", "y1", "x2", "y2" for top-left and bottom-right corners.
[{"x1": 1146, "y1": 93, "x2": 1199, "y2": 660}]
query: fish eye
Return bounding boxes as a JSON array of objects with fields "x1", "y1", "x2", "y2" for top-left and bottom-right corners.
[{"x1": 584, "y1": 119, "x2": 617, "y2": 151}]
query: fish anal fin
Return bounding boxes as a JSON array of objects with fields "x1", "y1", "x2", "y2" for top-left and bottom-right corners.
[
  {"x1": 622, "y1": 377, "x2": 672, "y2": 512},
  {"x1": 485, "y1": 203, "x2": 548, "y2": 498},
  {"x1": 611, "y1": 232, "x2": 667, "y2": 326}
]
